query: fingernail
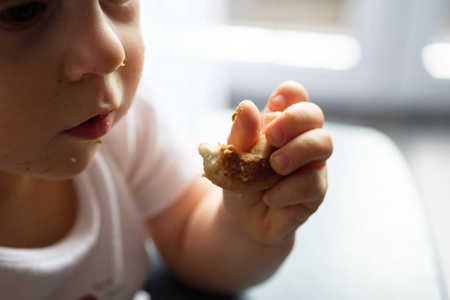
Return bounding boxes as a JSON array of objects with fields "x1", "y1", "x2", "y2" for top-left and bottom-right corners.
[
  {"x1": 273, "y1": 153, "x2": 289, "y2": 171},
  {"x1": 271, "y1": 95, "x2": 286, "y2": 110},
  {"x1": 263, "y1": 193, "x2": 271, "y2": 207},
  {"x1": 268, "y1": 127, "x2": 284, "y2": 145}
]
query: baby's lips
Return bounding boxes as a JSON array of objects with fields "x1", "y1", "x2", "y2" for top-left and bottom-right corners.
[{"x1": 227, "y1": 100, "x2": 261, "y2": 153}]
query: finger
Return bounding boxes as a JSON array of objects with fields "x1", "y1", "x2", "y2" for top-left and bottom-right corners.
[
  {"x1": 227, "y1": 100, "x2": 261, "y2": 152},
  {"x1": 264, "y1": 102, "x2": 324, "y2": 148},
  {"x1": 270, "y1": 128, "x2": 333, "y2": 176},
  {"x1": 263, "y1": 166, "x2": 328, "y2": 209},
  {"x1": 262, "y1": 80, "x2": 309, "y2": 114}
]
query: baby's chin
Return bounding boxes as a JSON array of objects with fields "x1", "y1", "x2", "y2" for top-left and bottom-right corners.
[
  {"x1": 36, "y1": 162, "x2": 90, "y2": 180},
  {"x1": 26, "y1": 162, "x2": 88, "y2": 181},
  {"x1": 23, "y1": 147, "x2": 99, "y2": 180}
]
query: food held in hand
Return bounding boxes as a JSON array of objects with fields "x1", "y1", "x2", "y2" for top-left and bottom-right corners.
[{"x1": 198, "y1": 111, "x2": 283, "y2": 193}]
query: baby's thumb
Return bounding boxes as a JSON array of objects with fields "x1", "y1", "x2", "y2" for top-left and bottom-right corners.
[{"x1": 227, "y1": 100, "x2": 261, "y2": 153}]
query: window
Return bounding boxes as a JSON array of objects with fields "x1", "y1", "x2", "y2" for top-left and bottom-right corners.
[
  {"x1": 227, "y1": 0, "x2": 450, "y2": 112},
  {"x1": 399, "y1": 0, "x2": 450, "y2": 111},
  {"x1": 229, "y1": 0, "x2": 345, "y2": 31},
  {"x1": 226, "y1": 0, "x2": 366, "y2": 108},
  {"x1": 222, "y1": 0, "x2": 360, "y2": 71},
  {"x1": 140, "y1": 0, "x2": 450, "y2": 114}
]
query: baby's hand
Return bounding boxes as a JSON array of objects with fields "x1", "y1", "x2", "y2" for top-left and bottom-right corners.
[{"x1": 224, "y1": 81, "x2": 333, "y2": 245}]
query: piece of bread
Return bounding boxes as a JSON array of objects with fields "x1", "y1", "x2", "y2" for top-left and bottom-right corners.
[{"x1": 198, "y1": 112, "x2": 283, "y2": 193}]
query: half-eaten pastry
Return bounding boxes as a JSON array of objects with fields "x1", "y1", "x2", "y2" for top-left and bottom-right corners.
[{"x1": 198, "y1": 111, "x2": 283, "y2": 193}]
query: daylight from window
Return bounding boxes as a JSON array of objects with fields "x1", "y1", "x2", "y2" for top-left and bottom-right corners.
[
  {"x1": 169, "y1": 24, "x2": 360, "y2": 71},
  {"x1": 224, "y1": 0, "x2": 360, "y2": 70},
  {"x1": 422, "y1": 43, "x2": 450, "y2": 79},
  {"x1": 421, "y1": 8, "x2": 450, "y2": 80}
]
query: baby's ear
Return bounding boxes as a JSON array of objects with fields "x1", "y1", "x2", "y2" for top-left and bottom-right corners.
[{"x1": 227, "y1": 100, "x2": 261, "y2": 152}]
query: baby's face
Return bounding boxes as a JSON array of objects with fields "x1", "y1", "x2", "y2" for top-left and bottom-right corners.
[{"x1": 0, "y1": 0, "x2": 144, "y2": 179}]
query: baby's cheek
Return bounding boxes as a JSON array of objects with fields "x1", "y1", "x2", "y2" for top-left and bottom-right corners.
[
  {"x1": 123, "y1": 47, "x2": 144, "y2": 92},
  {"x1": 111, "y1": 24, "x2": 144, "y2": 118},
  {"x1": 126, "y1": 31, "x2": 145, "y2": 79}
]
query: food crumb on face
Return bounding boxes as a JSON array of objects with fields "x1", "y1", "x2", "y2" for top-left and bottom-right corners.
[
  {"x1": 96, "y1": 139, "x2": 102, "y2": 144},
  {"x1": 70, "y1": 157, "x2": 77, "y2": 163}
]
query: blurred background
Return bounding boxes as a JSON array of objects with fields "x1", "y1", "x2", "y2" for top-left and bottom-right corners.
[{"x1": 139, "y1": 0, "x2": 450, "y2": 296}]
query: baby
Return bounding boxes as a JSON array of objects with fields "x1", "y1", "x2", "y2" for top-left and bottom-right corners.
[{"x1": 0, "y1": 1, "x2": 333, "y2": 299}]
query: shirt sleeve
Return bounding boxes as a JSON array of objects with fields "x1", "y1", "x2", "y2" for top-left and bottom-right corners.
[{"x1": 102, "y1": 91, "x2": 199, "y2": 220}]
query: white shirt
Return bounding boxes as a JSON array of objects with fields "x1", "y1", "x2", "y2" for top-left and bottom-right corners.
[{"x1": 0, "y1": 94, "x2": 196, "y2": 300}]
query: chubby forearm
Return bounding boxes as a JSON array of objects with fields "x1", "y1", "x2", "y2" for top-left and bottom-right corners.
[
  {"x1": 147, "y1": 178, "x2": 294, "y2": 293},
  {"x1": 177, "y1": 188, "x2": 294, "y2": 292}
]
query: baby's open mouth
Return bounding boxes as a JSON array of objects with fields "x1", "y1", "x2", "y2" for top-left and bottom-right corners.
[{"x1": 64, "y1": 111, "x2": 113, "y2": 140}]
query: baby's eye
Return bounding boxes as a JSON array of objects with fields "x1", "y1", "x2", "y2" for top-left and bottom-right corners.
[{"x1": 0, "y1": 2, "x2": 48, "y2": 30}]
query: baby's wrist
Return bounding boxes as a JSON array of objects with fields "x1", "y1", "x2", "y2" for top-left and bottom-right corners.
[{"x1": 220, "y1": 193, "x2": 296, "y2": 248}]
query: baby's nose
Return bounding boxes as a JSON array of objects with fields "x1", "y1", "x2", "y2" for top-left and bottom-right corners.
[{"x1": 62, "y1": 8, "x2": 126, "y2": 81}]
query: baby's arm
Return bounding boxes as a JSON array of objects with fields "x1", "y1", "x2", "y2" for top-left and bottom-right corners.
[{"x1": 146, "y1": 81, "x2": 333, "y2": 293}]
